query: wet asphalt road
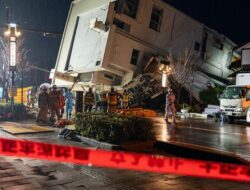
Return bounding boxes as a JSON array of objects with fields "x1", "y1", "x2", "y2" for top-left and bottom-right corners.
[{"x1": 152, "y1": 117, "x2": 250, "y2": 162}]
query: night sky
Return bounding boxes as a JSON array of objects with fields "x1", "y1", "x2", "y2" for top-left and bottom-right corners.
[
  {"x1": 0, "y1": 0, "x2": 71, "y2": 86},
  {"x1": 0, "y1": 0, "x2": 250, "y2": 85},
  {"x1": 164, "y1": 0, "x2": 250, "y2": 45}
]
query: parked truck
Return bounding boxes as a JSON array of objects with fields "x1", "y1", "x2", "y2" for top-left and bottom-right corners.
[{"x1": 220, "y1": 73, "x2": 250, "y2": 122}]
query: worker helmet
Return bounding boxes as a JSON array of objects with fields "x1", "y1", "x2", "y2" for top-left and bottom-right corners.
[{"x1": 52, "y1": 84, "x2": 57, "y2": 89}]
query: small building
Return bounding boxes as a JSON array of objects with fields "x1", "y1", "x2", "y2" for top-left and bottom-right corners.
[{"x1": 53, "y1": 0, "x2": 235, "y2": 101}]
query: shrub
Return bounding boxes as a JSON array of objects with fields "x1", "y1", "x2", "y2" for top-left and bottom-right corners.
[
  {"x1": 0, "y1": 103, "x2": 25, "y2": 120},
  {"x1": 199, "y1": 86, "x2": 225, "y2": 106},
  {"x1": 75, "y1": 112, "x2": 155, "y2": 144}
]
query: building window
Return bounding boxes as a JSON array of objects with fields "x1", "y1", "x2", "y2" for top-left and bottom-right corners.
[
  {"x1": 149, "y1": 5, "x2": 163, "y2": 32},
  {"x1": 214, "y1": 38, "x2": 224, "y2": 50},
  {"x1": 130, "y1": 49, "x2": 140, "y2": 65},
  {"x1": 65, "y1": 16, "x2": 79, "y2": 71},
  {"x1": 123, "y1": 0, "x2": 139, "y2": 18},
  {"x1": 113, "y1": 18, "x2": 130, "y2": 32},
  {"x1": 96, "y1": 61, "x2": 101, "y2": 66},
  {"x1": 194, "y1": 41, "x2": 200, "y2": 51},
  {"x1": 201, "y1": 32, "x2": 208, "y2": 60},
  {"x1": 104, "y1": 73, "x2": 114, "y2": 80}
]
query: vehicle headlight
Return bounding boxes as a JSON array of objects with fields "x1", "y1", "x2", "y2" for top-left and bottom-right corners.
[
  {"x1": 220, "y1": 107, "x2": 224, "y2": 111},
  {"x1": 235, "y1": 108, "x2": 243, "y2": 112}
]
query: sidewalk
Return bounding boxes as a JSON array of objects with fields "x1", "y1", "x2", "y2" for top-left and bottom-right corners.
[{"x1": 0, "y1": 119, "x2": 249, "y2": 189}]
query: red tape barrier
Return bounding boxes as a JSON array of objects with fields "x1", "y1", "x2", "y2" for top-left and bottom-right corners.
[{"x1": 0, "y1": 137, "x2": 250, "y2": 182}]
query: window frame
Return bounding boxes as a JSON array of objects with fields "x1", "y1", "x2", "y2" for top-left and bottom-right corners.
[
  {"x1": 130, "y1": 49, "x2": 140, "y2": 66},
  {"x1": 149, "y1": 5, "x2": 163, "y2": 32},
  {"x1": 122, "y1": 0, "x2": 139, "y2": 19}
]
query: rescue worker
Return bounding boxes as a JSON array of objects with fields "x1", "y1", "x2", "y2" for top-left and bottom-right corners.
[
  {"x1": 122, "y1": 89, "x2": 129, "y2": 109},
  {"x1": 165, "y1": 88, "x2": 176, "y2": 124},
  {"x1": 37, "y1": 87, "x2": 49, "y2": 125},
  {"x1": 100, "y1": 92, "x2": 108, "y2": 113},
  {"x1": 95, "y1": 92, "x2": 101, "y2": 112},
  {"x1": 59, "y1": 90, "x2": 65, "y2": 118},
  {"x1": 48, "y1": 85, "x2": 61, "y2": 123},
  {"x1": 107, "y1": 87, "x2": 118, "y2": 113},
  {"x1": 84, "y1": 87, "x2": 95, "y2": 112},
  {"x1": 65, "y1": 89, "x2": 74, "y2": 119}
]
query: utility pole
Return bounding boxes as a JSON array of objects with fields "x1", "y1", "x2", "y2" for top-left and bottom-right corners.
[{"x1": 4, "y1": 23, "x2": 21, "y2": 117}]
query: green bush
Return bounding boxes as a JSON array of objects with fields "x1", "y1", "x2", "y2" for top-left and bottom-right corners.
[
  {"x1": 0, "y1": 103, "x2": 25, "y2": 120},
  {"x1": 75, "y1": 112, "x2": 155, "y2": 144},
  {"x1": 199, "y1": 86, "x2": 225, "y2": 106}
]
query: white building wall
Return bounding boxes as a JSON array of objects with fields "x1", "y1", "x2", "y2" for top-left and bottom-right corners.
[
  {"x1": 54, "y1": 0, "x2": 235, "y2": 89},
  {"x1": 69, "y1": 4, "x2": 110, "y2": 72},
  {"x1": 201, "y1": 28, "x2": 234, "y2": 79}
]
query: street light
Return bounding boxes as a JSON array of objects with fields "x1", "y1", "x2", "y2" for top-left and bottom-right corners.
[
  {"x1": 4, "y1": 23, "x2": 21, "y2": 116},
  {"x1": 159, "y1": 60, "x2": 172, "y2": 88}
]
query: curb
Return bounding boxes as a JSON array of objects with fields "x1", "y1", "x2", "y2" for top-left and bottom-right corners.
[
  {"x1": 154, "y1": 140, "x2": 249, "y2": 165},
  {"x1": 77, "y1": 135, "x2": 155, "y2": 151},
  {"x1": 77, "y1": 135, "x2": 121, "y2": 150}
]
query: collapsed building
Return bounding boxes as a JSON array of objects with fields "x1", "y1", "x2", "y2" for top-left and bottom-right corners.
[{"x1": 52, "y1": 0, "x2": 236, "y2": 105}]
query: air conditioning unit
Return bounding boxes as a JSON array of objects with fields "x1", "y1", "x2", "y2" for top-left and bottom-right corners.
[{"x1": 89, "y1": 18, "x2": 107, "y2": 33}]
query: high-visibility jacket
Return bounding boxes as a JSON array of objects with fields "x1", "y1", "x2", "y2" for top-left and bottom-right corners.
[
  {"x1": 59, "y1": 94, "x2": 65, "y2": 108},
  {"x1": 122, "y1": 93, "x2": 129, "y2": 103},
  {"x1": 84, "y1": 92, "x2": 95, "y2": 105},
  {"x1": 108, "y1": 92, "x2": 118, "y2": 106}
]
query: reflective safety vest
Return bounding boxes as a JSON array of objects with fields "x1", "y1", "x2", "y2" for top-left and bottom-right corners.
[
  {"x1": 108, "y1": 92, "x2": 117, "y2": 105},
  {"x1": 84, "y1": 92, "x2": 95, "y2": 105},
  {"x1": 122, "y1": 93, "x2": 129, "y2": 103}
]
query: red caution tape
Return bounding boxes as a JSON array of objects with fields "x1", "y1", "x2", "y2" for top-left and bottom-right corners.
[{"x1": 0, "y1": 137, "x2": 250, "y2": 182}]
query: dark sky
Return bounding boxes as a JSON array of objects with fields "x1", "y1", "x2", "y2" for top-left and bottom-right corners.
[
  {"x1": 0, "y1": 0, "x2": 71, "y2": 85},
  {"x1": 0, "y1": 0, "x2": 250, "y2": 85},
  {"x1": 164, "y1": 0, "x2": 250, "y2": 45}
]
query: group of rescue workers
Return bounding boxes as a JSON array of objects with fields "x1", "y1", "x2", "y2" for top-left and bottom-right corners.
[
  {"x1": 36, "y1": 85, "x2": 130, "y2": 126},
  {"x1": 36, "y1": 83, "x2": 176, "y2": 126},
  {"x1": 81, "y1": 86, "x2": 129, "y2": 113},
  {"x1": 36, "y1": 85, "x2": 74, "y2": 126}
]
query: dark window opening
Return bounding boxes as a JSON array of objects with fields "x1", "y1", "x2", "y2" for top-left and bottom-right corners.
[
  {"x1": 194, "y1": 41, "x2": 200, "y2": 51},
  {"x1": 130, "y1": 49, "x2": 140, "y2": 65},
  {"x1": 149, "y1": 5, "x2": 163, "y2": 32},
  {"x1": 214, "y1": 39, "x2": 224, "y2": 50},
  {"x1": 113, "y1": 18, "x2": 130, "y2": 32},
  {"x1": 104, "y1": 74, "x2": 114, "y2": 80},
  {"x1": 201, "y1": 32, "x2": 208, "y2": 60},
  {"x1": 65, "y1": 16, "x2": 79, "y2": 71},
  {"x1": 96, "y1": 61, "x2": 101, "y2": 66},
  {"x1": 123, "y1": 0, "x2": 139, "y2": 18}
]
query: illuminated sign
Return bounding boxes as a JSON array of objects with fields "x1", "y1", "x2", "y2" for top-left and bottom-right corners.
[{"x1": 9, "y1": 37, "x2": 16, "y2": 67}]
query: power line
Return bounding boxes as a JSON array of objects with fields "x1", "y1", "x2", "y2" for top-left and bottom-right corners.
[{"x1": 0, "y1": 24, "x2": 62, "y2": 38}]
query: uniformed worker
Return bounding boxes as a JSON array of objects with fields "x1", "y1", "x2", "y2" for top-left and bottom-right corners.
[
  {"x1": 37, "y1": 87, "x2": 49, "y2": 125},
  {"x1": 48, "y1": 85, "x2": 61, "y2": 123},
  {"x1": 84, "y1": 87, "x2": 95, "y2": 112},
  {"x1": 165, "y1": 88, "x2": 176, "y2": 124},
  {"x1": 65, "y1": 89, "x2": 74, "y2": 119},
  {"x1": 100, "y1": 92, "x2": 108, "y2": 113},
  {"x1": 122, "y1": 89, "x2": 129, "y2": 109},
  {"x1": 107, "y1": 87, "x2": 118, "y2": 113}
]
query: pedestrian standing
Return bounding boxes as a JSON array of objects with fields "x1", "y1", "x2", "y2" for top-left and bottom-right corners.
[
  {"x1": 84, "y1": 87, "x2": 95, "y2": 112},
  {"x1": 48, "y1": 85, "x2": 61, "y2": 124},
  {"x1": 59, "y1": 90, "x2": 65, "y2": 118},
  {"x1": 107, "y1": 87, "x2": 118, "y2": 113},
  {"x1": 37, "y1": 87, "x2": 49, "y2": 125},
  {"x1": 65, "y1": 89, "x2": 74, "y2": 119},
  {"x1": 165, "y1": 88, "x2": 176, "y2": 125}
]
